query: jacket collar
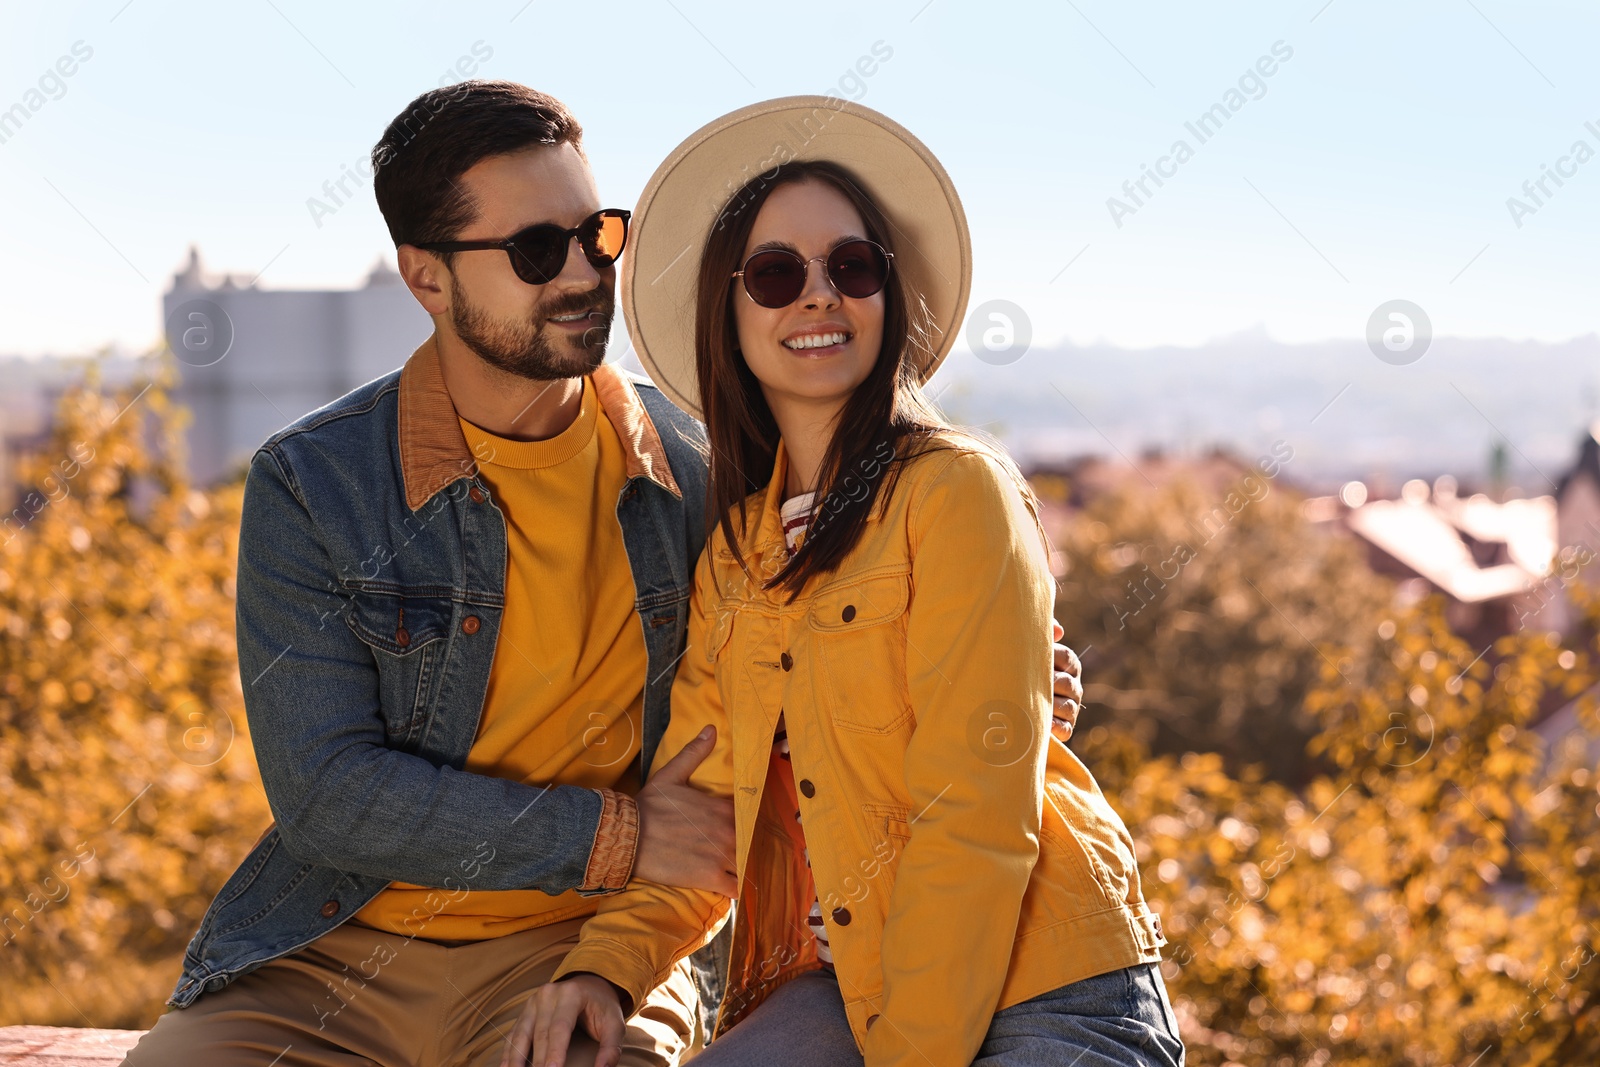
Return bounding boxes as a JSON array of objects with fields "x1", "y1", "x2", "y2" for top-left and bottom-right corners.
[
  {"x1": 719, "y1": 436, "x2": 791, "y2": 577},
  {"x1": 397, "y1": 333, "x2": 682, "y2": 511}
]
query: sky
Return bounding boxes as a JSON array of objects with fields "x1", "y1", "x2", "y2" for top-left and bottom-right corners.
[{"x1": 1, "y1": 0, "x2": 1597, "y2": 360}]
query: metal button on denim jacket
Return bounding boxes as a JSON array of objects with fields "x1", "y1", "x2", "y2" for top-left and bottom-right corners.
[{"x1": 168, "y1": 337, "x2": 711, "y2": 1009}]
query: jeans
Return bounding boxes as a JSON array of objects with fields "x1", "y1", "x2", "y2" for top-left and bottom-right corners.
[{"x1": 689, "y1": 963, "x2": 1185, "y2": 1066}]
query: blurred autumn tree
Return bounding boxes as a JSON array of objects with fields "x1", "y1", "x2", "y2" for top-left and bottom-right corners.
[
  {"x1": 1061, "y1": 471, "x2": 1600, "y2": 1065},
  {"x1": 1053, "y1": 470, "x2": 1394, "y2": 784},
  {"x1": 0, "y1": 354, "x2": 269, "y2": 1027}
]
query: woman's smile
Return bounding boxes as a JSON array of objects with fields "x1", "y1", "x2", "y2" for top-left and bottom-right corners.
[{"x1": 780, "y1": 323, "x2": 854, "y2": 356}]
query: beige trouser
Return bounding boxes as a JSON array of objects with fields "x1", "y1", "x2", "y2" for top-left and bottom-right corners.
[{"x1": 121, "y1": 915, "x2": 702, "y2": 1067}]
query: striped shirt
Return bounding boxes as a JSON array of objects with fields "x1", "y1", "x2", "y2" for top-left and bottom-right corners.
[{"x1": 772, "y1": 489, "x2": 833, "y2": 967}]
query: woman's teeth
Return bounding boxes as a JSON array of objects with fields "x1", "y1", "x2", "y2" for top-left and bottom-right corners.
[{"x1": 783, "y1": 331, "x2": 849, "y2": 350}]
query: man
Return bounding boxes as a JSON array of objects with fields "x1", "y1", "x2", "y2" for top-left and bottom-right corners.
[{"x1": 122, "y1": 81, "x2": 1084, "y2": 1067}]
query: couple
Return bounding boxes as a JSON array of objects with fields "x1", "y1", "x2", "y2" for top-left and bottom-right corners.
[{"x1": 123, "y1": 83, "x2": 1183, "y2": 1067}]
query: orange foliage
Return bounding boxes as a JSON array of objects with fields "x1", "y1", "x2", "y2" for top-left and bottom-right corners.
[
  {"x1": 0, "y1": 356, "x2": 270, "y2": 1027},
  {"x1": 1068, "y1": 476, "x2": 1600, "y2": 1065}
]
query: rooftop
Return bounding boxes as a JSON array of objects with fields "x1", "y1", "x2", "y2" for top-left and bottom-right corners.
[{"x1": 1343, "y1": 484, "x2": 1555, "y2": 604}]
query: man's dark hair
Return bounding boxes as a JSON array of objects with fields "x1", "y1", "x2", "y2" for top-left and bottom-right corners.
[{"x1": 371, "y1": 80, "x2": 585, "y2": 253}]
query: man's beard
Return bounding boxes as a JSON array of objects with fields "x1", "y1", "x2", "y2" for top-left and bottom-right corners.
[{"x1": 450, "y1": 282, "x2": 613, "y2": 381}]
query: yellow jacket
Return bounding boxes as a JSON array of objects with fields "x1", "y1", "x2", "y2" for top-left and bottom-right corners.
[{"x1": 554, "y1": 433, "x2": 1165, "y2": 1066}]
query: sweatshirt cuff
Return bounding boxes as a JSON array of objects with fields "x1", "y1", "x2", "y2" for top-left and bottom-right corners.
[
  {"x1": 577, "y1": 787, "x2": 639, "y2": 894},
  {"x1": 551, "y1": 940, "x2": 658, "y2": 1020}
]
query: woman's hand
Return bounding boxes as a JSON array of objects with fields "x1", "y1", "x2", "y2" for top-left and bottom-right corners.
[
  {"x1": 500, "y1": 973, "x2": 626, "y2": 1067},
  {"x1": 1051, "y1": 620, "x2": 1084, "y2": 743}
]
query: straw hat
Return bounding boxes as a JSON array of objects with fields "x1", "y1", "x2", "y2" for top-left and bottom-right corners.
[{"x1": 620, "y1": 95, "x2": 971, "y2": 420}]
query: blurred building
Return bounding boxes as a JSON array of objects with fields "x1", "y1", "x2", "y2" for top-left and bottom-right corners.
[
  {"x1": 1296, "y1": 425, "x2": 1600, "y2": 654},
  {"x1": 1322, "y1": 477, "x2": 1556, "y2": 646},
  {"x1": 163, "y1": 247, "x2": 431, "y2": 484},
  {"x1": 1555, "y1": 423, "x2": 1600, "y2": 586}
]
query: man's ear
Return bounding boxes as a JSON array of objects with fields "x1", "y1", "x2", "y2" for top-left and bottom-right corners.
[{"x1": 397, "y1": 244, "x2": 451, "y2": 316}]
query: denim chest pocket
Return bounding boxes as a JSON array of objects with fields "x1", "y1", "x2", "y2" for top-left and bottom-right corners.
[
  {"x1": 343, "y1": 590, "x2": 455, "y2": 748},
  {"x1": 806, "y1": 569, "x2": 914, "y2": 734}
]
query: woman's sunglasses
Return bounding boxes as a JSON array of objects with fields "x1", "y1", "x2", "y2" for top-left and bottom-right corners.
[
  {"x1": 731, "y1": 239, "x2": 894, "y2": 309},
  {"x1": 415, "y1": 208, "x2": 631, "y2": 286}
]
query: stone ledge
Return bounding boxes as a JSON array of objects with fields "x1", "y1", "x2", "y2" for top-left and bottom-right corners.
[{"x1": 0, "y1": 1027, "x2": 144, "y2": 1066}]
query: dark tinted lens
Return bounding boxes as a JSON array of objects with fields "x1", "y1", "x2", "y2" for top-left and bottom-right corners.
[
  {"x1": 585, "y1": 211, "x2": 629, "y2": 266},
  {"x1": 505, "y1": 224, "x2": 567, "y2": 285},
  {"x1": 826, "y1": 241, "x2": 889, "y2": 299},
  {"x1": 741, "y1": 250, "x2": 807, "y2": 308}
]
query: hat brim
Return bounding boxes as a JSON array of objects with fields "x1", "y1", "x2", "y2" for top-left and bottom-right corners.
[{"x1": 621, "y1": 95, "x2": 971, "y2": 422}]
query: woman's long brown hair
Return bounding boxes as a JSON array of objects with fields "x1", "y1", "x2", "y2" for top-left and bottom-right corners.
[{"x1": 693, "y1": 159, "x2": 1033, "y2": 599}]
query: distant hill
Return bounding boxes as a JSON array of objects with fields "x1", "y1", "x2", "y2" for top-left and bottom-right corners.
[
  {"x1": 8, "y1": 330, "x2": 1597, "y2": 499},
  {"x1": 932, "y1": 330, "x2": 1600, "y2": 495}
]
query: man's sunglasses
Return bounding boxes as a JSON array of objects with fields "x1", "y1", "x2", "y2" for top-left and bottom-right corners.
[
  {"x1": 415, "y1": 208, "x2": 631, "y2": 286},
  {"x1": 731, "y1": 239, "x2": 894, "y2": 309}
]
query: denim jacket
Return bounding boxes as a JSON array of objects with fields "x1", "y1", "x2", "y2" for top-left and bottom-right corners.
[{"x1": 169, "y1": 336, "x2": 712, "y2": 1010}]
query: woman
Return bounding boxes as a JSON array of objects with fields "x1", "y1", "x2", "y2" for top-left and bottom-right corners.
[{"x1": 507, "y1": 98, "x2": 1184, "y2": 1067}]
